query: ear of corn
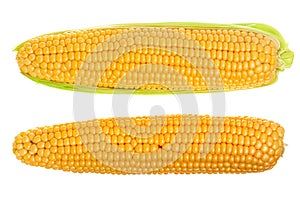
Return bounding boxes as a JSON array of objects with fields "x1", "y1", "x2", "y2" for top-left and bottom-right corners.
[
  {"x1": 15, "y1": 23, "x2": 293, "y2": 94},
  {"x1": 13, "y1": 115, "x2": 285, "y2": 174}
]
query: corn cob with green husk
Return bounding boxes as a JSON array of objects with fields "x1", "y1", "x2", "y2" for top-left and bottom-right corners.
[
  {"x1": 13, "y1": 115, "x2": 285, "y2": 174},
  {"x1": 15, "y1": 23, "x2": 293, "y2": 94}
]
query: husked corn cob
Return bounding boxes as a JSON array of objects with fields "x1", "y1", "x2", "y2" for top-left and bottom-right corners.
[
  {"x1": 13, "y1": 115, "x2": 285, "y2": 174},
  {"x1": 15, "y1": 23, "x2": 293, "y2": 94}
]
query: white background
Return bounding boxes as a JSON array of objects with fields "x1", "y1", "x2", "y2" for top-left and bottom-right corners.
[{"x1": 0, "y1": 0, "x2": 299, "y2": 199}]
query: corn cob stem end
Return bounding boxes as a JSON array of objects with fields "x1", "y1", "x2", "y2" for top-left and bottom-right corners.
[{"x1": 278, "y1": 49, "x2": 294, "y2": 71}]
